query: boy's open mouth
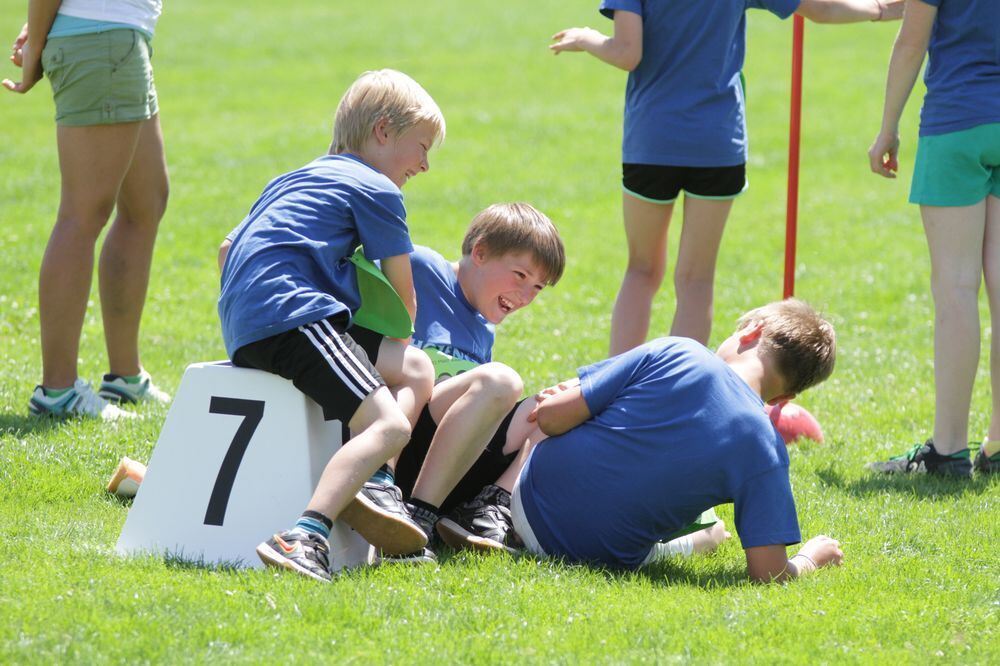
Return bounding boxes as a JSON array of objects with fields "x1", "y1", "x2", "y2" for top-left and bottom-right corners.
[{"x1": 498, "y1": 295, "x2": 514, "y2": 314}]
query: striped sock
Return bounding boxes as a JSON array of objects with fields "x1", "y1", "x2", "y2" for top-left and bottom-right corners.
[
  {"x1": 368, "y1": 464, "x2": 395, "y2": 486},
  {"x1": 290, "y1": 510, "x2": 332, "y2": 540}
]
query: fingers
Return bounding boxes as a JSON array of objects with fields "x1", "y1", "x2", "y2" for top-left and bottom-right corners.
[
  {"x1": 551, "y1": 29, "x2": 567, "y2": 40},
  {"x1": 11, "y1": 47, "x2": 23, "y2": 67},
  {"x1": 526, "y1": 404, "x2": 539, "y2": 423}
]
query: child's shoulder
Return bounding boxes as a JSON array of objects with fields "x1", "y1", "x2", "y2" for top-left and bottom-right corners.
[{"x1": 411, "y1": 244, "x2": 452, "y2": 275}]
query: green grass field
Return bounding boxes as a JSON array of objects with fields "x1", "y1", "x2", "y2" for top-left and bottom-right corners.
[{"x1": 2, "y1": 1, "x2": 998, "y2": 662}]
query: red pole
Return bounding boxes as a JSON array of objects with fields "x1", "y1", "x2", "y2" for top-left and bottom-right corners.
[{"x1": 784, "y1": 15, "x2": 805, "y2": 299}]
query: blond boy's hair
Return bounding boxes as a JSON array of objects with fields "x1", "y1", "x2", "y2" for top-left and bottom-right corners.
[
  {"x1": 737, "y1": 299, "x2": 836, "y2": 395},
  {"x1": 461, "y1": 203, "x2": 566, "y2": 286},
  {"x1": 331, "y1": 69, "x2": 445, "y2": 155}
]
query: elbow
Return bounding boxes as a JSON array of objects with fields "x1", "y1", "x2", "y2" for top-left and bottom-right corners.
[
  {"x1": 622, "y1": 52, "x2": 641, "y2": 72},
  {"x1": 535, "y1": 408, "x2": 562, "y2": 437}
]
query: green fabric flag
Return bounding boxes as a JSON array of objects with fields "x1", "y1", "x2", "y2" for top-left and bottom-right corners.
[{"x1": 349, "y1": 247, "x2": 414, "y2": 339}]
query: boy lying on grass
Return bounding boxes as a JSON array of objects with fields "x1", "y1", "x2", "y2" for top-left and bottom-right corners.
[{"x1": 503, "y1": 299, "x2": 841, "y2": 582}]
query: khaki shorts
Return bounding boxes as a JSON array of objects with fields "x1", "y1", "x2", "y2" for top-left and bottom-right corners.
[{"x1": 42, "y1": 29, "x2": 158, "y2": 126}]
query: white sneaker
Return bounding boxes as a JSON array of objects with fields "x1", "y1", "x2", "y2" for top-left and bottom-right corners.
[
  {"x1": 99, "y1": 369, "x2": 170, "y2": 405},
  {"x1": 29, "y1": 379, "x2": 135, "y2": 420}
]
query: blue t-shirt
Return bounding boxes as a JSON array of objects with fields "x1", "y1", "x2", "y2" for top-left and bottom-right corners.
[
  {"x1": 518, "y1": 337, "x2": 801, "y2": 569},
  {"x1": 600, "y1": 0, "x2": 799, "y2": 167},
  {"x1": 219, "y1": 154, "x2": 413, "y2": 357},
  {"x1": 918, "y1": 0, "x2": 1000, "y2": 136},
  {"x1": 410, "y1": 245, "x2": 495, "y2": 366}
]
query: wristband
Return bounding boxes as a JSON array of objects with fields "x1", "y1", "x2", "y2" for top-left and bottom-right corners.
[{"x1": 792, "y1": 553, "x2": 817, "y2": 571}]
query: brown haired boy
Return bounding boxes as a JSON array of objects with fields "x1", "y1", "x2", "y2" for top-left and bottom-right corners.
[{"x1": 494, "y1": 299, "x2": 842, "y2": 582}]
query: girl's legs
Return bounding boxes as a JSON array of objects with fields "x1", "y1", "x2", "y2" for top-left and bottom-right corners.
[
  {"x1": 609, "y1": 193, "x2": 673, "y2": 356},
  {"x1": 671, "y1": 196, "x2": 733, "y2": 345},
  {"x1": 40, "y1": 122, "x2": 143, "y2": 388},
  {"x1": 981, "y1": 195, "x2": 1000, "y2": 442},
  {"x1": 922, "y1": 200, "x2": 988, "y2": 454},
  {"x1": 100, "y1": 115, "x2": 169, "y2": 377}
]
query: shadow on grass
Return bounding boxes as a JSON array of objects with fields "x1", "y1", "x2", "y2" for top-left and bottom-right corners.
[
  {"x1": 163, "y1": 551, "x2": 249, "y2": 573},
  {"x1": 0, "y1": 412, "x2": 61, "y2": 437},
  {"x1": 816, "y1": 466, "x2": 997, "y2": 499}
]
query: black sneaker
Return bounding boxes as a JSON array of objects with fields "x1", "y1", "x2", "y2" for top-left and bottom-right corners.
[
  {"x1": 338, "y1": 482, "x2": 428, "y2": 555},
  {"x1": 376, "y1": 502, "x2": 439, "y2": 565},
  {"x1": 437, "y1": 485, "x2": 522, "y2": 554},
  {"x1": 974, "y1": 445, "x2": 1000, "y2": 475},
  {"x1": 866, "y1": 439, "x2": 972, "y2": 479},
  {"x1": 256, "y1": 531, "x2": 331, "y2": 582}
]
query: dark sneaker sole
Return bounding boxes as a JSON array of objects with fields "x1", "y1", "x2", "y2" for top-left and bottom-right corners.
[
  {"x1": 375, "y1": 549, "x2": 438, "y2": 566},
  {"x1": 256, "y1": 541, "x2": 330, "y2": 582},
  {"x1": 436, "y1": 517, "x2": 517, "y2": 555},
  {"x1": 98, "y1": 388, "x2": 138, "y2": 405},
  {"x1": 339, "y1": 494, "x2": 428, "y2": 555}
]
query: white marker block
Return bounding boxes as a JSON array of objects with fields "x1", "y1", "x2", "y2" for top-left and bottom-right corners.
[{"x1": 116, "y1": 361, "x2": 371, "y2": 571}]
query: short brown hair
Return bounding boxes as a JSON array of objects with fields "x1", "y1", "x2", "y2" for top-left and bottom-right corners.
[
  {"x1": 737, "y1": 299, "x2": 836, "y2": 395},
  {"x1": 331, "y1": 69, "x2": 445, "y2": 155},
  {"x1": 461, "y1": 203, "x2": 566, "y2": 285}
]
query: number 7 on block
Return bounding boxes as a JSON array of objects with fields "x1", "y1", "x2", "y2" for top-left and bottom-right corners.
[{"x1": 204, "y1": 397, "x2": 265, "y2": 526}]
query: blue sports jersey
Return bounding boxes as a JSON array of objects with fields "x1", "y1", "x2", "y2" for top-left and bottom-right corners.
[
  {"x1": 219, "y1": 154, "x2": 413, "y2": 357},
  {"x1": 918, "y1": 0, "x2": 1000, "y2": 136},
  {"x1": 600, "y1": 0, "x2": 799, "y2": 167},
  {"x1": 410, "y1": 245, "x2": 495, "y2": 366},
  {"x1": 518, "y1": 337, "x2": 801, "y2": 569}
]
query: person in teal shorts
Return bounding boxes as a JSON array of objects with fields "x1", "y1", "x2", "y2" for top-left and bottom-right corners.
[
  {"x1": 868, "y1": 0, "x2": 1000, "y2": 477},
  {"x1": 6, "y1": 0, "x2": 170, "y2": 419}
]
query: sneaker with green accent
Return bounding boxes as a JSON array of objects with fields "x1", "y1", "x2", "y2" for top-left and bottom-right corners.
[
  {"x1": 29, "y1": 379, "x2": 134, "y2": 420},
  {"x1": 973, "y1": 445, "x2": 1000, "y2": 475},
  {"x1": 865, "y1": 439, "x2": 972, "y2": 479},
  {"x1": 99, "y1": 370, "x2": 170, "y2": 405}
]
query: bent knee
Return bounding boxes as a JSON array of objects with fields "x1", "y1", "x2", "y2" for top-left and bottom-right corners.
[
  {"x1": 377, "y1": 410, "x2": 412, "y2": 453},
  {"x1": 401, "y1": 346, "x2": 435, "y2": 395},
  {"x1": 478, "y1": 362, "x2": 524, "y2": 405}
]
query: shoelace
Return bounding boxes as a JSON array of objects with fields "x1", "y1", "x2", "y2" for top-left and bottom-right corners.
[
  {"x1": 305, "y1": 534, "x2": 331, "y2": 571},
  {"x1": 73, "y1": 382, "x2": 109, "y2": 415},
  {"x1": 890, "y1": 442, "x2": 926, "y2": 462}
]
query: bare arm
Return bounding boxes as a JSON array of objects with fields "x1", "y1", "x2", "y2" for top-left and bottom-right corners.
[
  {"x1": 868, "y1": 0, "x2": 935, "y2": 178},
  {"x1": 550, "y1": 10, "x2": 642, "y2": 72},
  {"x1": 796, "y1": 0, "x2": 903, "y2": 23},
  {"x1": 379, "y1": 252, "x2": 417, "y2": 328},
  {"x1": 530, "y1": 378, "x2": 591, "y2": 436},
  {"x1": 218, "y1": 239, "x2": 232, "y2": 271},
  {"x1": 3, "y1": 0, "x2": 62, "y2": 94},
  {"x1": 745, "y1": 535, "x2": 844, "y2": 583}
]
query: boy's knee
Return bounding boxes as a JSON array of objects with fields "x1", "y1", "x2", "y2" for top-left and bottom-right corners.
[
  {"x1": 381, "y1": 411, "x2": 412, "y2": 452},
  {"x1": 402, "y1": 346, "x2": 435, "y2": 397},
  {"x1": 478, "y1": 362, "x2": 524, "y2": 406}
]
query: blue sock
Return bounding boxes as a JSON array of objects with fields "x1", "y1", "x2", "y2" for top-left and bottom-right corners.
[
  {"x1": 368, "y1": 464, "x2": 395, "y2": 486},
  {"x1": 290, "y1": 510, "x2": 332, "y2": 540}
]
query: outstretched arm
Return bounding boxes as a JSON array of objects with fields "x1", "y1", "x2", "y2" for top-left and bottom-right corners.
[
  {"x1": 3, "y1": 1, "x2": 62, "y2": 94},
  {"x1": 868, "y1": 0, "x2": 936, "y2": 178},
  {"x1": 796, "y1": 0, "x2": 903, "y2": 23},
  {"x1": 745, "y1": 535, "x2": 844, "y2": 583},
  {"x1": 550, "y1": 9, "x2": 642, "y2": 72}
]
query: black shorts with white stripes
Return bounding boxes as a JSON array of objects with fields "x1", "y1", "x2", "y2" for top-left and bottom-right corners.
[{"x1": 232, "y1": 312, "x2": 386, "y2": 422}]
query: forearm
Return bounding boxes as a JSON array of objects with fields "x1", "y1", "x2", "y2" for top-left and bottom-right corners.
[
  {"x1": 879, "y1": 36, "x2": 926, "y2": 133},
  {"x1": 798, "y1": 0, "x2": 890, "y2": 23},
  {"x1": 579, "y1": 30, "x2": 639, "y2": 71}
]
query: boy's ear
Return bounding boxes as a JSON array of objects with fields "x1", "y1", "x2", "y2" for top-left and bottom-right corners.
[
  {"x1": 470, "y1": 241, "x2": 490, "y2": 266},
  {"x1": 737, "y1": 322, "x2": 764, "y2": 351},
  {"x1": 373, "y1": 117, "x2": 391, "y2": 144}
]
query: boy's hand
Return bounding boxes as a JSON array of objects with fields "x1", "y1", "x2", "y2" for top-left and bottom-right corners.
[
  {"x1": 550, "y1": 27, "x2": 602, "y2": 54},
  {"x1": 878, "y1": 1, "x2": 904, "y2": 21},
  {"x1": 794, "y1": 534, "x2": 844, "y2": 572},
  {"x1": 528, "y1": 377, "x2": 582, "y2": 422},
  {"x1": 868, "y1": 131, "x2": 899, "y2": 178}
]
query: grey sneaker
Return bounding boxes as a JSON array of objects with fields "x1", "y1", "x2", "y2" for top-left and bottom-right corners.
[
  {"x1": 866, "y1": 439, "x2": 972, "y2": 479},
  {"x1": 256, "y1": 530, "x2": 331, "y2": 582},
  {"x1": 338, "y1": 483, "x2": 428, "y2": 555},
  {"x1": 29, "y1": 379, "x2": 134, "y2": 421},
  {"x1": 973, "y1": 445, "x2": 1000, "y2": 475},
  {"x1": 99, "y1": 370, "x2": 170, "y2": 405}
]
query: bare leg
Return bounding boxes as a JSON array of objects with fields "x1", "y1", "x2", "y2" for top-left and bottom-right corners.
[
  {"x1": 373, "y1": 339, "x2": 434, "y2": 428},
  {"x1": 305, "y1": 387, "x2": 411, "y2": 518},
  {"x1": 609, "y1": 193, "x2": 673, "y2": 356},
  {"x1": 410, "y1": 363, "x2": 523, "y2": 506},
  {"x1": 982, "y1": 196, "x2": 1000, "y2": 441},
  {"x1": 671, "y1": 196, "x2": 733, "y2": 345},
  {"x1": 40, "y1": 122, "x2": 143, "y2": 388},
  {"x1": 922, "y1": 201, "x2": 988, "y2": 454},
  {"x1": 100, "y1": 116, "x2": 169, "y2": 377},
  {"x1": 494, "y1": 398, "x2": 550, "y2": 493}
]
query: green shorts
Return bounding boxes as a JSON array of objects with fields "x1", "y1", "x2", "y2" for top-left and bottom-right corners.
[
  {"x1": 910, "y1": 123, "x2": 1000, "y2": 206},
  {"x1": 42, "y1": 29, "x2": 158, "y2": 126}
]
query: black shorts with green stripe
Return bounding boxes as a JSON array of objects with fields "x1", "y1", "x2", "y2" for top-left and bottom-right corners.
[{"x1": 623, "y1": 162, "x2": 747, "y2": 204}]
